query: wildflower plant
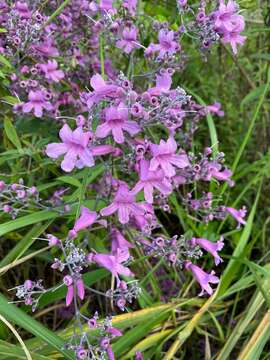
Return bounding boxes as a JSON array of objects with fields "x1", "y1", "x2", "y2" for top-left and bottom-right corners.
[{"x1": 0, "y1": 0, "x2": 251, "y2": 359}]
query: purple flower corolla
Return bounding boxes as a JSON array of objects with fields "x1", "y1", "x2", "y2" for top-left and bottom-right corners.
[
  {"x1": 226, "y1": 206, "x2": 247, "y2": 227},
  {"x1": 191, "y1": 237, "x2": 224, "y2": 265},
  {"x1": 123, "y1": 0, "x2": 137, "y2": 16},
  {"x1": 208, "y1": 163, "x2": 234, "y2": 186},
  {"x1": 69, "y1": 206, "x2": 107, "y2": 238},
  {"x1": 116, "y1": 26, "x2": 139, "y2": 54},
  {"x1": 147, "y1": 73, "x2": 172, "y2": 97},
  {"x1": 39, "y1": 60, "x2": 64, "y2": 82},
  {"x1": 215, "y1": 0, "x2": 238, "y2": 31},
  {"x1": 221, "y1": 20, "x2": 246, "y2": 54},
  {"x1": 46, "y1": 124, "x2": 116, "y2": 172},
  {"x1": 100, "y1": 183, "x2": 145, "y2": 224},
  {"x1": 14, "y1": 1, "x2": 31, "y2": 19},
  {"x1": 95, "y1": 103, "x2": 140, "y2": 144},
  {"x1": 22, "y1": 90, "x2": 52, "y2": 118},
  {"x1": 64, "y1": 276, "x2": 85, "y2": 306},
  {"x1": 100, "y1": 0, "x2": 117, "y2": 14},
  {"x1": 149, "y1": 137, "x2": 190, "y2": 177},
  {"x1": 132, "y1": 159, "x2": 172, "y2": 203},
  {"x1": 111, "y1": 228, "x2": 133, "y2": 255},
  {"x1": 185, "y1": 261, "x2": 219, "y2": 296},
  {"x1": 32, "y1": 38, "x2": 59, "y2": 57},
  {"x1": 46, "y1": 124, "x2": 93, "y2": 172},
  {"x1": 93, "y1": 249, "x2": 134, "y2": 286},
  {"x1": 152, "y1": 29, "x2": 179, "y2": 59},
  {"x1": 206, "y1": 102, "x2": 224, "y2": 117},
  {"x1": 86, "y1": 74, "x2": 124, "y2": 108}
]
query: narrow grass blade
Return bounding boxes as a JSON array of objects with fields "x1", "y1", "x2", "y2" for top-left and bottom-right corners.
[
  {"x1": 0, "y1": 294, "x2": 74, "y2": 359},
  {"x1": 237, "y1": 310, "x2": 270, "y2": 360}
]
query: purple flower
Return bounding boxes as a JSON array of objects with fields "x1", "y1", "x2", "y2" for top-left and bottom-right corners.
[
  {"x1": 64, "y1": 276, "x2": 85, "y2": 306},
  {"x1": 221, "y1": 20, "x2": 246, "y2": 54},
  {"x1": 39, "y1": 60, "x2": 64, "y2": 82},
  {"x1": 123, "y1": 0, "x2": 137, "y2": 16},
  {"x1": 208, "y1": 163, "x2": 234, "y2": 186},
  {"x1": 22, "y1": 90, "x2": 52, "y2": 118},
  {"x1": 185, "y1": 261, "x2": 219, "y2": 296},
  {"x1": 147, "y1": 72, "x2": 172, "y2": 97},
  {"x1": 191, "y1": 237, "x2": 224, "y2": 265},
  {"x1": 107, "y1": 327, "x2": 122, "y2": 337},
  {"x1": 226, "y1": 206, "x2": 247, "y2": 227},
  {"x1": 32, "y1": 38, "x2": 59, "y2": 57},
  {"x1": 132, "y1": 159, "x2": 172, "y2": 203},
  {"x1": 215, "y1": 0, "x2": 239, "y2": 32},
  {"x1": 95, "y1": 103, "x2": 140, "y2": 143},
  {"x1": 93, "y1": 249, "x2": 134, "y2": 286},
  {"x1": 45, "y1": 124, "x2": 93, "y2": 172},
  {"x1": 155, "y1": 29, "x2": 179, "y2": 58},
  {"x1": 111, "y1": 228, "x2": 133, "y2": 255},
  {"x1": 149, "y1": 137, "x2": 190, "y2": 177},
  {"x1": 100, "y1": 183, "x2": 145, "y2": 224},
  {"x1": 116, "y1": 26, "x2": 139, "y2": 54},
  {"x1": 100, "y1": 0, "x2": 116, "y2": 13},
  {"x1": 85, "y1": 74, "x2": 124, "y2": 108},
  {"x1": 14, "y1": 1, "x2": 31, "y2": 19},
  {"x1": 69, "y1": 206, "x2": 107, "y2": 238}
]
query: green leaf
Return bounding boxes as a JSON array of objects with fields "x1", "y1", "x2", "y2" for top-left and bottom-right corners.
[
  {"x1": 217, "y1": 181, "x2": 262, "y2": 296},
  {"x1": 0, "y1": 294, "x2": 74, "y2": 359},
  {"x1": 4, "y1": 117, "x2": 22, "y2": 150},
  {"x1": 0, "y1": 54, "x2": 12, "y2": 69},
  {"x1": 0, "y1": 221, "x2": 52, "y2": 268},
  {"x1": 0, "y1": 210, "x2": 59, "y2": 237}
]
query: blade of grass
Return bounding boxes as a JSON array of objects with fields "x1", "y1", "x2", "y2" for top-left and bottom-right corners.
[
  {"x1": 0, "y1": 294, "x2": 74, "y2": 359},
  {"x1": 0, "y1": 314, "x2": 32, "y2": 360},
  {"x1": 217, "y1": 180, "x2": 262, "y2": 295},
  {"x1": 237, "y1": 310, "x2": 270, "y2": 360},
  {"x1": 0, "y1": 221, "x2": 52, "y2": 268}
]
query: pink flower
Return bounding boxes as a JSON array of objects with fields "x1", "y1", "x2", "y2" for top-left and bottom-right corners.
[
  {"x1": 221, "y1": 20, "x2": 246, "y2": 54},
  {"x1": 64, "y1": 276, "x2": 85, "y2": 307},
  {"x1": 85, "y1": 74, "x2": 124, "y2": 108},
  {"x1": 132, "y1": 159, "x2": 172, "y2": 203},
  {"x1": 100, "y1": 0, "x2": 116, "y2": 13},
  {"x1": 208, "y1": 163, "x2": 234, "y2": 186},
  {"x1": 226, "y1": 206, "x2": 247, "y2": 227},
  {"x1": 191, "y1": 237, "x2": 224, "y2": 265},
  {"x1": 146, "y1": 72, "x2": 172, "y2": 97},
  {"x1": 32, "y1": 38, "x2": 59, "y2": 57},
  {"x1": 215, "y1": 0, "x2": 238, "y2": 32},
  {"x1": 69, "y1": 206, "x2": 107, "y2": 238},
  {"x1": 123, "y1": 0, "x2": 137, "y2": 16},
  {"x1": 149, "y1": 137, "x2": 190, "y2": 177},
  {"x1": 100, "y1": 183, "x2": 145, "y2": 224},
  {"x1": 45, "y1": 124, "x2": 93, "y2": 172},
  {"x1": 116, "y1": 26, "x2": 139, "y2": 54},
  {"x1": 22, "y1": 90, "x2": 52, "y2": 118},
  {"x1": 39, "y1": 60, "x2": 64, "y2": 82},
  {"x1": 46, "y1": 124, "x2": 116, "y2": 172},
  {"x1": 185, "y1": 261, "x2": 219, "y2": 296},
  {"x1": 111, "y1": 228, "x2": 133, "y2": 255},
  {"x1": 14, "y1": 1, "x2": 31, "y2": 19},
  {"x1": 93, "y1": 249, "x2": 134, "y2": 286},
  {"x1": 155, "y1": 29, "x2": 179, "y2": 58},
  {"x1": 96, "y1": 103, "x2": 140, "y2": 144},
  {"x1": 206, "y1": 102, "x2": 224, "y2": 117}
]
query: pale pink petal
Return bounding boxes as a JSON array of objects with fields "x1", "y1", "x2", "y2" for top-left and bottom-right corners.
[
  {"x1": 95, "y1": 122, "x2": 112, "y2": 138},
  {"x1": 61, "y1": 149, "x2": 77, "y2": 172},
  {"x1": 46, "y1": 143, "x2": 67, "y2": 159},
  {"x1": 59, "y1": 124, "x2": 73, "y2": 143}
]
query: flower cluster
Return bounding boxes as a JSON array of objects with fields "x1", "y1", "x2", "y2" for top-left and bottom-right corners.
[{"x1": 5, "y1": 0, "x2": 248, "y2": 358}]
